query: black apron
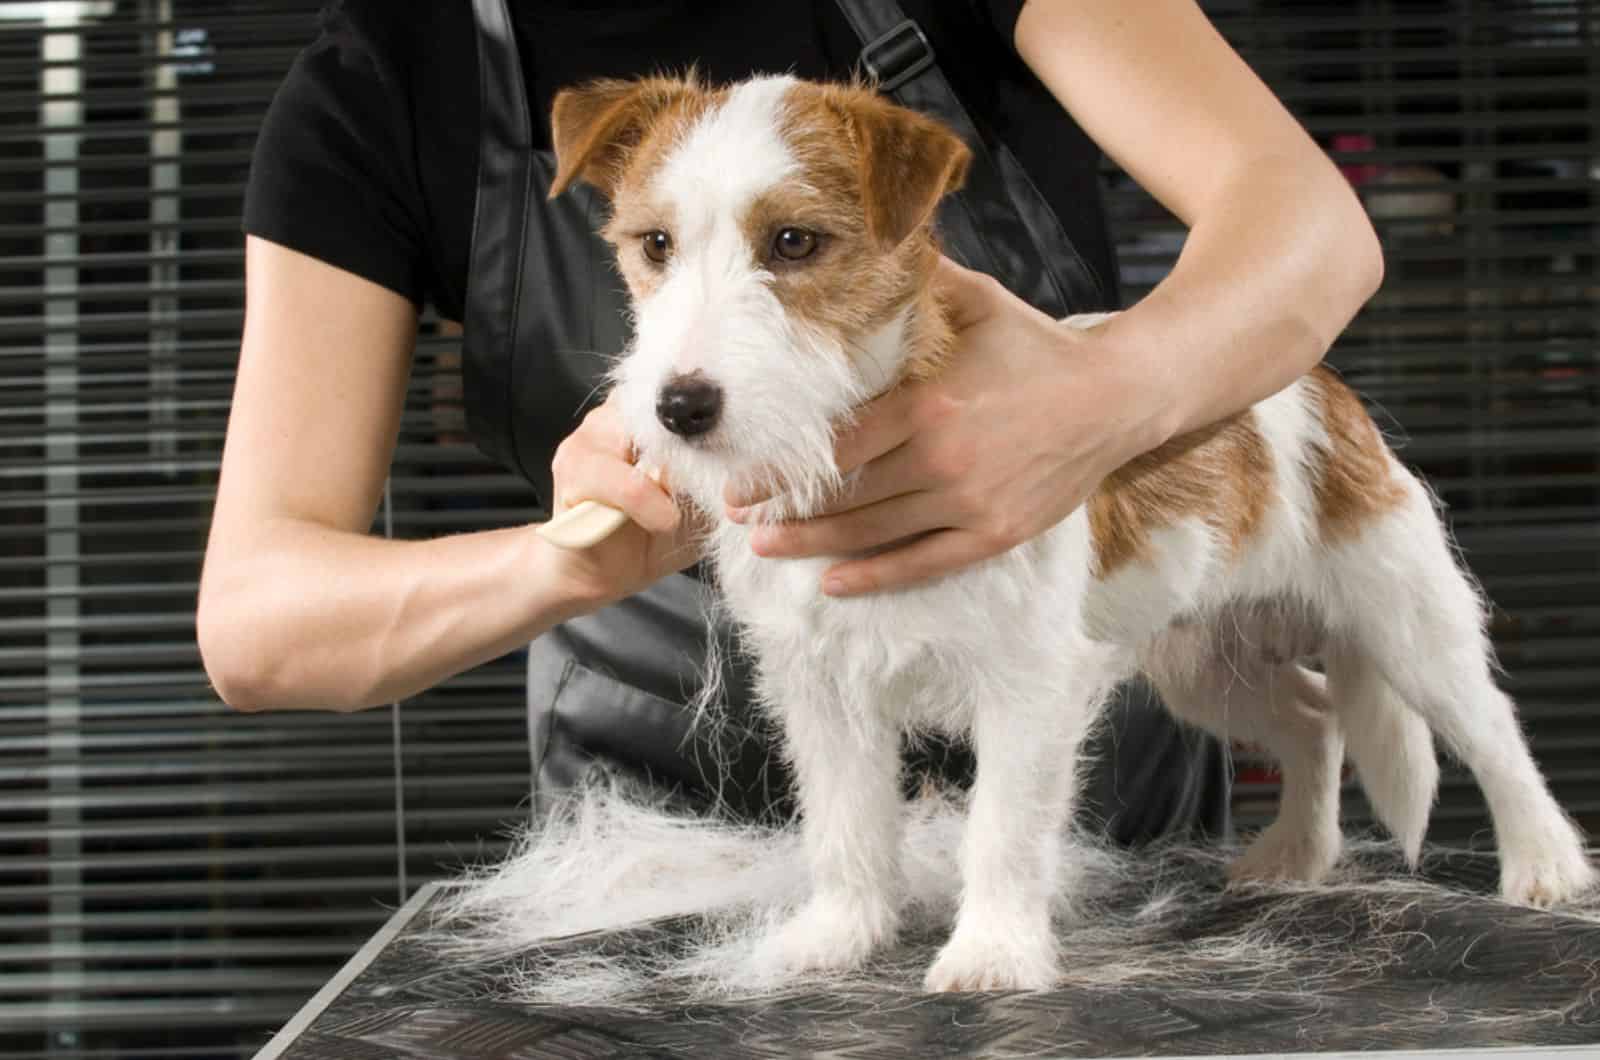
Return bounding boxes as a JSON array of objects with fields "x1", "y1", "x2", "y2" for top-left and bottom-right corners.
[{"x1": 462, "y1": 0, "x2": 1230, "y2": 841}]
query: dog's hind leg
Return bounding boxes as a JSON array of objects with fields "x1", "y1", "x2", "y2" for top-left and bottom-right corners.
[
  {"x1": 1326, "y1": 480, "x2": 1595, "y2": 907},
  {"x1": 1147, "y1": 647, "x2": 1346, "y2": 885},
  {"x1": 922, "y1": 649, "x2": 1113, "y2": 993}
]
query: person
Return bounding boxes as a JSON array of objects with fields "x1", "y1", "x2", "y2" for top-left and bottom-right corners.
[{"x1": 197, "y1": 0, "x2": 1383, "y2": 840}]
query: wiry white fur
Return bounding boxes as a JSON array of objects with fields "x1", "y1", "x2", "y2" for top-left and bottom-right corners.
[
  {"x1": 1239, "y1": 380, "x2": 1325, "y2": 586},
  {"x1": 655, "y1": 76, "x2": 798, "y2": 241},
  {"x1": 596, "y1": 79, "x2": 1592, "y2": 992}
]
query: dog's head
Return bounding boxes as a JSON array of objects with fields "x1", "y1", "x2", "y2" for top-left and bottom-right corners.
[{"x1": 549, "y1": 73, "x2": 970, "y2": 518}]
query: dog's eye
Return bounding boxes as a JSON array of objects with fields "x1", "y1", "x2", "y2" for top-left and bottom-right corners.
[
  {"x1": 641, "y1": 230, "x2": 672, "y2": 264},
  {"x1": 772, "y1": 227, "x2": 817, "y2": 262}
]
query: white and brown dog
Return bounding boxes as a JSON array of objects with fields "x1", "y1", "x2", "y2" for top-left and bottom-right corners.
[{"x1": 547, "y1": 73, "x2": 1594, "y2": 992}]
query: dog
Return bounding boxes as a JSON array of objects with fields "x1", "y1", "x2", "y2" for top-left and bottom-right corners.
[{"x1": 546, "y1": 72, "x2": 1595, "y2": 992}]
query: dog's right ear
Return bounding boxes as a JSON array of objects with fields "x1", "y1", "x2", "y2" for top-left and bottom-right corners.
[{"x1": 549, "y1": 77, "x2": 699, "y2": 200}]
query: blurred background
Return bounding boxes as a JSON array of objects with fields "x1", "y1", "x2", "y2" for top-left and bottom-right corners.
[{"x1": 0, "y1": 0, "x2": 1595, "y2": 1056}]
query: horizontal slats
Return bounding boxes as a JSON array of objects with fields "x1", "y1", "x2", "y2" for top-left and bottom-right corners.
[
  {"x1": 0, "y1": 996, "x2": 300, "y2": 1031},
  {"x1": 0, "y1": 745, "x2": 510, "y2": 784},
  {"x1": 0, "y1": 908, "x2": 389, "y2": 934},
  {"x1": 0, "y1": 147, "x2": 257, "y2": 174},
  {"x1": 0, "y1": 50, "x2": 302, "y2": 79},
  {"x1": 0, "y1": 774, "x2": 525, "y2": 814},
  {"x1": 0, "y1": 665, "x2": 522, "y2": 697},
  {"x1": 0, "y1": 806, "x2": 514, "y2": 845},
  {"x1": 0, "y1": 247, "x2": 243, "y2": 270},
  {"x1": 0, "y1": 842, "x2": 503, "y2": 879}
]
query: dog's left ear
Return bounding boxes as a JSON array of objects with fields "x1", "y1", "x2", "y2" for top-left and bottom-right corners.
[
  {"x1": 549, "y1": 76, "x2": 700, "y2": 199},
  {"x1": 844, "y1": 93, "x2": 971, "y2": 250}
]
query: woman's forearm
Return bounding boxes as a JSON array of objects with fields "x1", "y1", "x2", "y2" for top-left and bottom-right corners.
[
  {"x1": 207, "y1": 239, "x2": 695, "y2": 713},
  {"x1": 1014, "y1": 0, "x2": 1385, "y2": 447},
  {"x1": 198, "y1": 518, "x2": 593, "y2": 712},
  {"x1": 1099, "y1": 154, "x2": 1384, "y2": 446}
]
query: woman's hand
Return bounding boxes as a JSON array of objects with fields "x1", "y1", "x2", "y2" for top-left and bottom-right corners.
[
  {"x1": 724, "y1": 257, "x2": 1174, "y2": 597},
  {"x1": 545, "y1": 392, "x2": 702, "y2": 607}
]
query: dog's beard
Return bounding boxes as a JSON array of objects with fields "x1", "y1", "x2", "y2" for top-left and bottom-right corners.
[{"x1": 614, "y1": 318, "x2": 871, "y2": 527}]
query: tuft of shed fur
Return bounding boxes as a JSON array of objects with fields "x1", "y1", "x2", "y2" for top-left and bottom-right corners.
[{"x1": 429, "y1": 783, "x2": 1600, "y2": 1013}]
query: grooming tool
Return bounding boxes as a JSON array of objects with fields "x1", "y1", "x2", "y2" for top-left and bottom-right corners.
[{"x1": 536, "y1": 500, "x2": 630, "y2": 550}]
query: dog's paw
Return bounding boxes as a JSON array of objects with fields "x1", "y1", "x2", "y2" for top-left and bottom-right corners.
[
  {"x1": 752, "y1": 893, "x2": 898, "y2": 978},
  {"x1": 923, "y1": 924, "x2": 1058, "y2": 993},
  {"x1": 1227, "y1": 821, "x2": 1342, "y2": 887},
  {"x1": 1501, "y1": 830, "x2": 1597, "y2": 908}
]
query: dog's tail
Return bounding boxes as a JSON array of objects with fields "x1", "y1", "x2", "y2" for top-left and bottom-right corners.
[{"x1": 1327, "y1": 649, "x2": 1438, "y2": 866}]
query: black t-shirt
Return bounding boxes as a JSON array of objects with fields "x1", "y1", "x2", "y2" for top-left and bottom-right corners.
[{"x1": 242, "y1": 0, "x2": 1120, "y2": 323}]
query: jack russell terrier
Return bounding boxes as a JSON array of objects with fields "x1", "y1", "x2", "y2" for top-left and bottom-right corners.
[{"x1": 538, "y1": 72, "x2": 1594, "y2": 993}]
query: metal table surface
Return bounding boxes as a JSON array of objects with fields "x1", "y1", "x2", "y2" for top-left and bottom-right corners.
[{"x1": 253, "y1": 848, "x2": 1600, "y2": 1060}]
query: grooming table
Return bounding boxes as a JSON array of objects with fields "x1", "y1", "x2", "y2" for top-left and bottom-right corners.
[{"x1": 254, "y1": 847, "x2": 1600, "y2": 1059}]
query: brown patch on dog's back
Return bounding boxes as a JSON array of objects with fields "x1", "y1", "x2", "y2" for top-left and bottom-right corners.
[
  {"x1": 1305, "y1": 365, "x2": 1408, "y2": 541},
  {"x1": 1089, "y1": 413, "x2": 1273, "y2": 578}
]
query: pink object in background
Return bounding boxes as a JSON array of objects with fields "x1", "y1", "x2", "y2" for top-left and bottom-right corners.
[{"x1": 1332, "y1": 132, "x2": 1381, "y2": 186}]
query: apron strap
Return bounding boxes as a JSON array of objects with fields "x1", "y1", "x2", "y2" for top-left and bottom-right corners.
[
  {"x1": 463, "y1": 0, "x2": 535, "y2": 485},
  {"x1": 463, "y1": 0, "x2": 631, "y2": 503},
  {"x1": 833, "y1": 0, "x2": 1105, "y2": 316}
]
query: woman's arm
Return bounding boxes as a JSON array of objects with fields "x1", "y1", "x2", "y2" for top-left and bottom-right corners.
[
  {"x1": 1013, "y1": 0, "x2": 1384, "y2": 436},
  {"x1": 197, "y1": 237, "x2": 692, "y2": 712},
  {"x1": 732, "y1": 0, "x2": 1383, "y2": 595}
]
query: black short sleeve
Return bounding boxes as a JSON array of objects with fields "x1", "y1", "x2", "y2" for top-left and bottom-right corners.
[{"x1": 243, "y1": 18, "x2": 426, "y2": 307}]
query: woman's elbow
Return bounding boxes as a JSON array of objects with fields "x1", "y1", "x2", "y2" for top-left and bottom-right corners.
[
  {"x1": 197, "y1": 584, "x2": 281, "y2": 712},
  {"x1": 197, "y1": 561, "x2": 319, "y2": 713},
  {"x1": 1345, "y1": 197, "x2": 1387, "y2": 306},
  {"x1": 1320, "y1": 162, "x2": 1387, "y2": 311},
  {"x1": 197, "y1": 576, "x2": 378, "y2": 713},
  {"x1": 1293, "y1": 163, "x2": 1387, "y2": 364}
]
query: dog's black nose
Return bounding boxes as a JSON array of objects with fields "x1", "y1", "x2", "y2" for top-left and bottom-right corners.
[{"x1": 656, "y1": 374, "x2": 723, "y2": 437}]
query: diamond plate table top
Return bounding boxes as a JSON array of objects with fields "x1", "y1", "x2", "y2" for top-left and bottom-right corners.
[{"x1": 255, "y1": 846, "x2": 1600, "y2": 1060}]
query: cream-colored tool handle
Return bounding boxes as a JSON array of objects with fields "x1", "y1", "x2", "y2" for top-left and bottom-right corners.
[{"x1": 536, "y1": 500, "x2": 630, "y2": 550}]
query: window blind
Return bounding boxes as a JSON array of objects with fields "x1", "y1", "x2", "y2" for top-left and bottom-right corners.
[
  {"x1": 0, "y1": 1, "x2": 1594, "y2": 1055},
  {"x1": 0, "y1": 3, "x2": 534, "y2": 1057},
  {"x1": 1114, "y1": 0, "x2": 1600, "y2": 839}
]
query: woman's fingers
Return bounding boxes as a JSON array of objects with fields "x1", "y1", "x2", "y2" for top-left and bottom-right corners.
[
  {"x1": 724, "y1": 385, "x2": 925, "y2": 514},
  {"x1": 552, "y1": 398, "x2": 680, "y2": 536},
  {"x1": 585, "y1": 455, "x2": 679, "y2": 535},
  {"x1": 820, "y1": 528, "x2": 996, "y2": 597},
  {"x1": 797, "y1": 440, "x2": 932, "y2": 522},
  {"x1": 749, "y1": 490, "x2": 947, "y2": 559},
  {"x1": 831, "y1": 385, "x2": 926, "y2": 476}
]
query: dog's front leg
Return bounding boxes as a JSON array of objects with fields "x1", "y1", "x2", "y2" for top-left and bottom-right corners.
[
  {"x1": 757, "y1": 675, "x2": 904, "y2": 978},
  {"x1": 924, "y1": 664, "x2": 1104, "y2": 993}
]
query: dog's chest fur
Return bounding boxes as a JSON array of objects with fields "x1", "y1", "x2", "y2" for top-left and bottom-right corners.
[{"x1": 707, "y1": 511, "x2": 1099, "y2": 730}]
